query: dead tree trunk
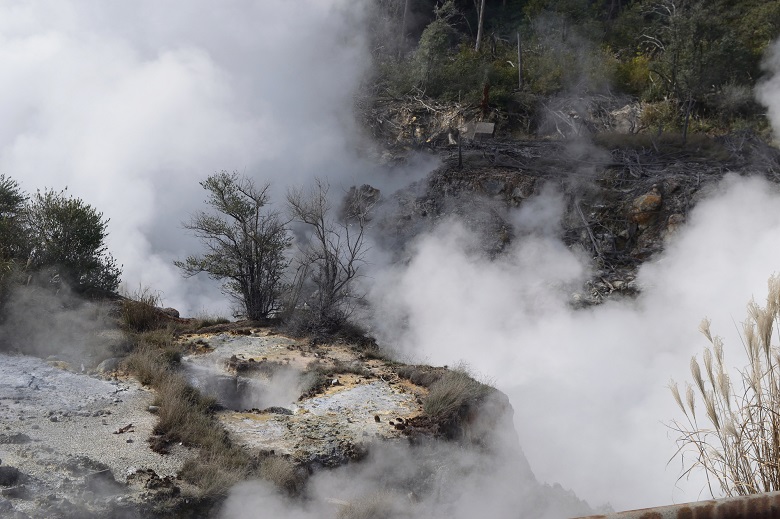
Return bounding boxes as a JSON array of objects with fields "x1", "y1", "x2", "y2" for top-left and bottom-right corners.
[
  {"x1": 475, "y1": 0, "x2": 487, "y2": 51},
  {"x1": 517, "y1": 32, "x2": 524, "y2": 90},
  {"x1": 399, "y1": 0, "x2": 410, "y2": 59},
  {"x1": 682, "y1": 94, "x2": 693, "y2": 145}
]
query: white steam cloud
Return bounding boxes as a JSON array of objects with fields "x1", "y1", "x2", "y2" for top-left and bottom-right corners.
[
  {"x1": 0, "y1": 0, "x2": 375, "y2": 316},
  {"x1": 757, "y1": 40, "x2": 780, "y2": 139},
  {"x1": 370, "y1": 175, "x2": 780, "y2": 511}
]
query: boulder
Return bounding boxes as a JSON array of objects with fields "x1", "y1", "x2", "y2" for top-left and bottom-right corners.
[
  {"x1": 95, "y1": 357, "x2": 122, "y2": 374},
  {"x1": 160, "y1": 307, "x2": 180, "y2": 318},
  {"x1": 629, "y1": 186, "x2": 662, "y2": 226}
]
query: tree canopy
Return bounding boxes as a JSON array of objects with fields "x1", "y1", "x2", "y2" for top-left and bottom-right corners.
[
  {"x1": 176, "y1": 172, "x2": 290, "y2": 320},
  {"x1": 25, "y1": 188, "x2": 121, "y2": 294}
]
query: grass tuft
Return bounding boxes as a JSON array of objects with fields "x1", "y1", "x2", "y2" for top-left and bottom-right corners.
[
  {"x1": 669, "y1": 274, "x2": 780, "y2": 497},
  {"x1": 121, "y1": 288, "x2": 163, "y2": 332},
  {"x1": 396, "y1": 365, "x2": 445, "y2": 388},
  {"x1": 423, "y1": 368, "x2": 491, "y2": 421},
  {"x1": 337, "y1": 492, "x2": 397, "y2": 519},
  {"x1": 258, "y1": 455, "x2": 306, "y2": 496}
]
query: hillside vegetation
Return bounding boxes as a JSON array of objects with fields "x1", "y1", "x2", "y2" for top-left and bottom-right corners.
[{"x1": 370, "y1": 0, "x2": 779, "y2": 137}]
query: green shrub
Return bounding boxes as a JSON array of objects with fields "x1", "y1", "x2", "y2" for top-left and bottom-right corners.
[
  {"x1": 0, "y1": 175, "x2": 28, "y2": 263},
  {"x1": 25, "y1": 188, "x2": 121, "y2": 294},
  {"x1": 614, "y1": 54, "x2": 651, "y2": 97}
]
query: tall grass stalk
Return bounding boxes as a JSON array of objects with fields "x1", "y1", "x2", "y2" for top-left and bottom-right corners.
[{"x1": 670, "y1": 275, "x2": 780, "y2": 497}]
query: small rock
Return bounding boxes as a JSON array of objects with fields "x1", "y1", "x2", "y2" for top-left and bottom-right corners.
[
  {"x1": 374, "y1": 415, "x2": 380, "y2": 423},
  {"x1": 666, "y1": 213, "x2": 684, "y2": 236},
  {"x1": 95, "y1": 358, "x2": 122, "y2": 374},
  {"x1": 147, "y1": 406, "x2": 160, "y2": 414},
  {"x1": 49, "y1": 416, "x2": 58, "y2": 423},
  {"x1": 160, "y1": 307, "x2": 180, "y2": 318},
  {"x1": 0, "y1": 467, "x2": 21, "y2": 487},
  {"x1": 482, "y1": 179, "x2": 505, "y2": 196},
  {"x1": 0, "y1": 434, "x2": 30, "y2": 445},
  {"x1": 629, "y1": 185, "x2": 662, "y2": 225}
]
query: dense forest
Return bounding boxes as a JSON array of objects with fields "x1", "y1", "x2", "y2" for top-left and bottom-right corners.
[{"x1": 369, "y1": 0, "x2": 780, "y2": 136}]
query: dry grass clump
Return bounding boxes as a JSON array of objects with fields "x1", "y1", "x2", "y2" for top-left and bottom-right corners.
[
  {"x1": 121, "y1": 288, "x2": 163, "y2": 332},
  {"x1": 180, "y1": 447, "x2": 254, "y2": 497},
  {"x1": 191, "y1": 311, "x2": 231, "y2": 330},
  {"x1": 258, "y1": 455, "x2": 306, "y2": 496},
  {"x1": 337, "y1": 492, "x2": 398, "y2": 519},
  {"x1": 137, "y1": 328, "x2": 177, "y2": 348},
  {"x1": 423, "y1": 368, "x2": 491, "y2": 421},
  {"x1": 180, "y1": 450, "x2": 306, "y2": 498},
  {"x1": 151, "y1": 373, "x2": 221, "y2": 448},
  {"x1": 670, "y1": 275, "x2": 780, "y2": 497},
  {"x1": 123, "y1": 344, "x2": 171, "y2": 386},
  {"x1": 122, "y1": 334, "x2": 183, "y2": 385},
  {"x1": 396, "y1": 365, "x2": 444, "y2": 388}
]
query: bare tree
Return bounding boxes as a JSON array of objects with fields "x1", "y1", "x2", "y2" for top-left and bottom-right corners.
[
  {"x1": 176, "y1": 171, "x2": 290, "y2": 320},
  {"x1": 286, "y1": 179, "x2": 373, "y2": 331}
]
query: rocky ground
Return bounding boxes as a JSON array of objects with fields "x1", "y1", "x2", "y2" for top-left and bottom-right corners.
[
  {"x1": 0, "y1": 353, "x2": 195, "y2": 518},
  {"x1": 180, "y1": 330, "x2": 425, "y2": 467},
  {"x1": 0, "y1": 323, "x2": 579, "y2": 518}
]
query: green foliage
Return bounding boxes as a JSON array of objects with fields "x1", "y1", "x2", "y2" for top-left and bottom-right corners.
[
  {"x1": 176, "y1": 171, "x2": 290, "y2": 321},
  {"x1": 411, "y1": 1, "x2": 460, "y2": 95},
  {"x1": 25, "y1": 188, "x2": 121, "y2": 294},
  {"x1": 614, "y1": 54, "x2": 651, "y2": 96},
  {"x1": 0, "y1": 175, "x2": 28, "y2": 262},
  {"x1": 0, "y1": 175, "x2": 28, "y2": 310},
  {"x1": 372, "y1": 0, "x2": 776, "y2": 133}
]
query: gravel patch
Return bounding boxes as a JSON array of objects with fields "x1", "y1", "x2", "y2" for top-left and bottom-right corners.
[{"x1": 0, "y1": 353, "x2": 195, "y2": 515}]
